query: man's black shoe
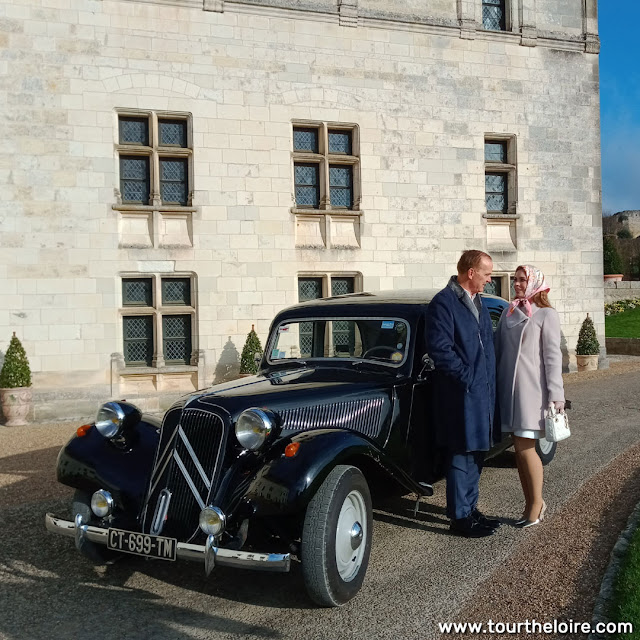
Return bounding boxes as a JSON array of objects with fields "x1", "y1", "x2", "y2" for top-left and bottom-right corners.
[
  {"x1": 449, "y1": 515, "x2": 495, "y2": 538},
  {"x1": 471, "y1": 508, "x2": 501, "y2": 530}
]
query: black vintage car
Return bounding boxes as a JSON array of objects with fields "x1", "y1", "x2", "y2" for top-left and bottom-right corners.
[{"x1": 45, "y1": 290, "x2": 556, "y2": 606}]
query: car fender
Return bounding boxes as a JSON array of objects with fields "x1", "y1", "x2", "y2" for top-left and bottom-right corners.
[
  {"x1": 56, "y1": 415, "x2": 161, "y2": 517},
  {"x1": 241, "y1": 429, "x2": 423, "y2": 518}
]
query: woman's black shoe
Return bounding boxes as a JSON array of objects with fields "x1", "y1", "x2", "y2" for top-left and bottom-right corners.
[
  {"x1": 471, "y1": 508, "x2": 501, "y2": 529},
  {"x1": 450, "y1": 515, "x2": 495, "y2": 538}
]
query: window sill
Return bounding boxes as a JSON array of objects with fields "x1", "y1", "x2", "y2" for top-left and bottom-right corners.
[
  {"x1": 483, "y1": 213, "x2": 519, "y2": 220},
  {"x1": 291, "y1": 208, "x2": 363, "y2": 216},
  {"x1": 120, "y1": 365, "x2": 198, "y2": 374},
  {"x1": 113, "y1": 205, "x2": 198, "y2": 212}
]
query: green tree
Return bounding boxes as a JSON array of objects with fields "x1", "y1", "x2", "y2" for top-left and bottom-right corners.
[
  {"x1": 576, "y1": 314, "x2": 600, "y2": 356},
  {"x1": 603, "y1": 236, "x2": 624, "y2": 274},
  {"x1": 617, "y1": 228, "x2": 633, "y2": 239},
  {"x1": 0, "y1": 333, "x2": 32, "y2": 388},
  {"x1": 239, "y1": 325, "x2": 263, "y2": 374}
]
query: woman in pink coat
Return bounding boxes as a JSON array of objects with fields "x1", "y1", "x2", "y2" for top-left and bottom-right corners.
[{"x1": 494, "y1": 265, "x2": 565, "y2": 528}]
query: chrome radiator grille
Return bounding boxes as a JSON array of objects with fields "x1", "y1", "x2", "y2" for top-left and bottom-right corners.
[
  {"x1": 278, "y1": 397, "x2": 384, "y2": 439},
  {"x1": 144, "y1": 408, "x2": 226, "y2": 541}
]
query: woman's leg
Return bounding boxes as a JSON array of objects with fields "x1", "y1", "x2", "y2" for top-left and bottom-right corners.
[
  {"x1": 513, "y1": 435, "x2": 544, "y2": 521},
  {"x1": 514, "y1": 448, "x2": 531, "y2": 516}
]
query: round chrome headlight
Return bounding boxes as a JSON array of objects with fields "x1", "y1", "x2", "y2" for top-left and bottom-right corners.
[
  {"x1": 95, "y1": 402, "x2": 126, "y2": 439},
  {"x1": 235, "y1": 408, "x2": 274, "y2": 450},
  {"x1": 199, "y1": 506, "x2": 226, "y2": 536},
  {"x1": 91, "y1": 489, "x2": 114, "y2": 518}
]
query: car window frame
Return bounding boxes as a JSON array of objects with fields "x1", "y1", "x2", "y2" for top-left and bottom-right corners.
[{"x1": 266, "y1": 315, "x2": 412, "y2": 369}]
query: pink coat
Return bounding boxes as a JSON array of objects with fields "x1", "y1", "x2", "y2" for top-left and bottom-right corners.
[{"x1": 495, "y1": 303, "x2": 565, "y2": 432}]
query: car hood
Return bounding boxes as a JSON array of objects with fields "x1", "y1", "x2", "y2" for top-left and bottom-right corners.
[{"x1": 184, "y1": 366, "x2": 401, "y2": 432}]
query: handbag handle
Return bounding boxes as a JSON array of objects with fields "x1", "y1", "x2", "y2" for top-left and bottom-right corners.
[{"x1": 547, "y1": 402, "x2": 556, "y2": 417}]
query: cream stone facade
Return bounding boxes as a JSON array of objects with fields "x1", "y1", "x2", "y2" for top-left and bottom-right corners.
[{"x1": 1, "y1": 0, "x2": 603, "y2": 420}]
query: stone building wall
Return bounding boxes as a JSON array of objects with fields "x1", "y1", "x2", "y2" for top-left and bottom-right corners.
[{"x1": 0, "y1": 0, "x2": 603, "y2": 419}]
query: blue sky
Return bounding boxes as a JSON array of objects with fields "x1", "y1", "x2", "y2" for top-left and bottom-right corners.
[{"x1": 599, "y1": 3, "x2": 640, "y2": 214}]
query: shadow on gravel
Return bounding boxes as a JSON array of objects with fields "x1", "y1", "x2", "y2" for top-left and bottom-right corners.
[
  {"x1": 0, "y1": 498, "x2": 306, "y2": 640},
  {"x1": 0, "y1": 446, "x2": 70, "y2": 507},
  {"x1": 373, "y1": 495, "x2": 454, "y2": 535}
]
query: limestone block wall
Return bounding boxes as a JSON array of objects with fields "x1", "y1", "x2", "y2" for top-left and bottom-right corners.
[{"x1": 0, "y1": 0, "x2": 603, "y2": 419}]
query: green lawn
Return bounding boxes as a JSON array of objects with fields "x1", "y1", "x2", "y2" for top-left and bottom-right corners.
[
  {"x1": 609, "y1": 523, "x2": 640, "y2": 639},
  {"x1": 605, "y1": 307, "x2": 640, "y2": 338}
]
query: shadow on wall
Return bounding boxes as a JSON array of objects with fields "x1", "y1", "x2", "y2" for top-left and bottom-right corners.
[
  {"x1": 213, "y1": 337, "x2": 240, "y2": 383},
  {"x1": 560, "y1": 331, "x2": 570, "y2": 372},
  {"x1": 0, "y1": 348, "x2": 4, "y2": 370}
]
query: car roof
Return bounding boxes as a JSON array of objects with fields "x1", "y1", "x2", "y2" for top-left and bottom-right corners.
[{"x1": 275, "y1": 289, "x2": 507, "y2": 318}]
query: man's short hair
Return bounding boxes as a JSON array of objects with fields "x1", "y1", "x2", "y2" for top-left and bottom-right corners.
[{"x1": 457, "y1": 250, "x2": 492, "y2": 274}]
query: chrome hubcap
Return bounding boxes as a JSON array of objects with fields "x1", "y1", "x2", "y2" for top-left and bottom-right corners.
[
  {"x1": 335, "y1": 490, "x2": 367, "y2": 582},
  {"x1": 350, "y1": 522, "x2": 363, "y2": 550}
]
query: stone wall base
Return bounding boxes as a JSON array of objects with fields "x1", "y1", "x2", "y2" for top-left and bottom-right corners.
[{"x1": 605, "y1": 338, "x2": 640, "y2": 356}]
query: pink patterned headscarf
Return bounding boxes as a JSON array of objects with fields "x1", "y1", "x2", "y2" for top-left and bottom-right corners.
[{"x1": 507, "y1": 265, "x2": 550, "y2": 317}]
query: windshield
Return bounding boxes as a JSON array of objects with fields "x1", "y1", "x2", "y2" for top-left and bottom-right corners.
[{"x1": 268, "y1": 317, "x2": 410, "y2": 367}]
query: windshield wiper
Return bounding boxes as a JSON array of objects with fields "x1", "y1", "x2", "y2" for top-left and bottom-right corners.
[{"x1": 268, "y1": 359, "x2": 308, "y2": 369}]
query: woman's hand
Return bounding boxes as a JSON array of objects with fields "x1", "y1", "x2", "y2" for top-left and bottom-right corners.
[{"x1": 553, "y1": 401, "x2": 565, "y2": 413}]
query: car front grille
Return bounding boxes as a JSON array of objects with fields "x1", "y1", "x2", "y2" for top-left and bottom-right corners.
[{"x1": 143, "y1": 408, "x2": 227, "y2": 541}]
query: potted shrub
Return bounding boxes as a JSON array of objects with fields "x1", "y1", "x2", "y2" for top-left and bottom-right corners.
[
  {"x1": 239, "y1": 325, "x2": 263, "y2": 377},
  {"x1": 0, "y1": 333, "x2": 32, "y2": 426},
  {"x1": 603, "y1": 236, "x2": 624, "y2": 281},
  {"x1": 575, "y1": 314, "x2": 600, "y2": 372}
]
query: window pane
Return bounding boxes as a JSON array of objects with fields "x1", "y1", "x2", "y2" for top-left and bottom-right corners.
[
  {"x1": 293, "y1": 128, "x2": 319, "y2": 153},
  {"x1": 485, "y1": 173, "x2": 507, "y2": 212},
  {"x1": 483, "y1": 0, "x2": 505, "y2": 30},
  {"x1": 120, "y1": 156, "x2": 150, "y2": 204},
  {"x1": 484, "y1": 277, "x2": 502, "y2": 297},
  {"x1": 485, "y1": 141, "x2": 507, "y2": 163},
  {"x1": 119, "y1": 117, "x2": 149, "y2": 145},
  {"x1": 329, "y1": 165, "x2": 353, "y2": 208},
  {"x1": 328, "y1": 130, "x2": 352, "y2": 155},
  {"x1": 331, "y1": 277, "x2": 355, "y2": 297},
  {"x1": 162, "y1": 278, "x2": 191, "y2": 306},
  {"x1": 122, "y1": 278, "x2": 152, "y2": 306},
  {"x1": 159, "y1": 119, "x2": 187, "y2": 147},
  {"x1": 294, "y1": 163, "x2": 319, "y2": 208},
  {"x1": 298, "y1": 277, "x2": 323, "y2": 302},
  {"x1": 163, "y1": 315, "x2": 192, "y2": 364},
  {"x1": 123, "y1": 316, "x2": 153, "y2": 366},
  {"x1": 160, "y1": 158, "x2": 188, "y2": 205}
]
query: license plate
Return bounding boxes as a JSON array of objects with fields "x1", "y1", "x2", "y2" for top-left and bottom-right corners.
[{"x1": 107, "y1": 528, "x2": 177, "y2": 561}]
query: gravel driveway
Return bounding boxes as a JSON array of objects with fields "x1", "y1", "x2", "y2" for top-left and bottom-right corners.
[{"x1": 1, "y1": 361, "x2": 639, "y2": 640}]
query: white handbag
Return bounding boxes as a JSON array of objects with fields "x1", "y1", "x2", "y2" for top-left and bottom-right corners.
[{"x1": 545, "y1": 403, "x2": 570, "y2": 442}]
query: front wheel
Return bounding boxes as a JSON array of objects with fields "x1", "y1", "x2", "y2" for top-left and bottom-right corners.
[
  {"x1": 535, "y1": 437, "x2": 557, "y2": 465},
  {"x1": 301, "y1": 465, "x2": 372, "y2": 607}
]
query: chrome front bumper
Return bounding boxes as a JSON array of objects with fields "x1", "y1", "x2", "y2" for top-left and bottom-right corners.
[{"x1": 45, "y1": 513, "x2": 290, "y2": 573}]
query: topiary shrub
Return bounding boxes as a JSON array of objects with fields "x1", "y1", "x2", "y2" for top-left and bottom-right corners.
[
  {"x1": 576, "y1": 314, "x2": 600, "y2": 356},
  {"x1": 239, "y1": 325, "x2": 263, "y2": 374},
  {"x1": 0, "y1": 333, "x2": 32, "y2": 388},
  {"x1": 603, "y1": 236, "x2": 624, "y2": 274}
]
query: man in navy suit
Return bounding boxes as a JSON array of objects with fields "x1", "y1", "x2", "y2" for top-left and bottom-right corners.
[{"x1": 426, "y1": 250, "x2": 501, "y2": 537}]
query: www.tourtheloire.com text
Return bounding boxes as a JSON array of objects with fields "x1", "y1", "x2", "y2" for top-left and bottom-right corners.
[{"x1": 438, "y1": 619, "x2": 633, "y2": 635}]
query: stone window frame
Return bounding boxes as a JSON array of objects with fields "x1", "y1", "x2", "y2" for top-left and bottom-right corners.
[
  {"x1": 113, "y1": 109, "x2": 197, "y2": 248},
  {"x1": 297, "y1": 272, "x2": 363, "y2": 301},
  {"x1": 484, "y1": 134, "x2": 517, "y2": 217},
  {"x1": 291, "y1": 121, "x2": 362, "y2": 214},
  {"x1": 118, "y1": 272, "x2": 199, "y2": 370},
  {"x1": 485, "y1": 272, "x2": 515, "y2": 301}
]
